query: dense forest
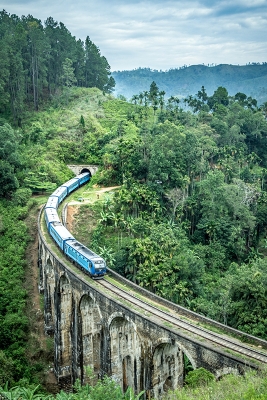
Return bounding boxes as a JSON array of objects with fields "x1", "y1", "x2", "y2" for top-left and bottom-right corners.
[
  {"x1": 112, "y1": 64, "x2": 267, "y2": 104},
  {"x1": 0, "y1": 10, "x2": 115, "y2": 124},
  {"x1": 1, "y1": 8, "x2": 267, "y2": 399},
  {"x1": 75, "y1": 83, "x2": 267, "y2": 340}
]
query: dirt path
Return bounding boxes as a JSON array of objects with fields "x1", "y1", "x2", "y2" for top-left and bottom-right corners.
[{"x1": 66, "y1": 205, "x2": 79, "y2": 232}]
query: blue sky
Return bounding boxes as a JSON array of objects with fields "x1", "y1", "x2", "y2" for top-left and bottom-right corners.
[{"x1": 1, "y1": 0, "x2": 267, "y2": 71}]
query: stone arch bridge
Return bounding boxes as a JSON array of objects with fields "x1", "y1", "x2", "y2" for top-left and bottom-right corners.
[{"x1": 38, "y1": 208, "x2": 267, "y2": 398}]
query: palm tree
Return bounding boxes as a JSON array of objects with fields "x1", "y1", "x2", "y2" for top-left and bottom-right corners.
[
  {"x1": 0, "y1": 384, "x2": 54, "y2": 400},
  {"x1": 138, "y1": 92, "x2": 144, "y2": 105},
  {"x1": 143, "y1": 91, "x2": 149, "y2": 107},
  {"x1": 131, "y1": 94, "x2": 139, "y2": 110},
  {"x1": 98, "y1": 245, "x2": 115, "y2": 268}
]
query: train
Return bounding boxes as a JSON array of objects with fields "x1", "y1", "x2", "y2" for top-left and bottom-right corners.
[{"x1": 44, "y1": 172, "x2": 107, "y2": 279}]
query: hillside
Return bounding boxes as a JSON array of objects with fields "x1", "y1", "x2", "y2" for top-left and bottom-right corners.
[
  {"x1": 1, "y1": 83, "x2": 267, "y2": 395},
  {"x1": 112, "y1": 63, "x2": 267, "y2": 104}
]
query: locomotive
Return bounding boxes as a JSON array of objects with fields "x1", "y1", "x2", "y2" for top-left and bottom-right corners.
[{"x1": 44, "y1": 172, "x2": 107, "y2": 278}]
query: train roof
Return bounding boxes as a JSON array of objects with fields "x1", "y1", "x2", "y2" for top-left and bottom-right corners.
[
  {"x1": 50, "y1": 222, "x2": 75, "y2": 241},
  {"x1": 50, "y1": 186, "x2": 68, "y2": 197},
  {"x1": 62, "y1": 177, "x2": 80, "y2": 187},
  {"x1": 66, "y1": 240, "x2": 103, "y2": 260},
  {"x1": 46, "y1": 196, "x2": 59, "y2": 208},
  {"x1": 45, "y1": 208, "x2": 60, "y2": 221},
  {"x1": 78, "y1": 172, "x2": 90, "y2": 178}
]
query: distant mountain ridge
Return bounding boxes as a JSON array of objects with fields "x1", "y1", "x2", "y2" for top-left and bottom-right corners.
[{"x1": 112, "y1": 64, "x2": 267, "y2": 105}]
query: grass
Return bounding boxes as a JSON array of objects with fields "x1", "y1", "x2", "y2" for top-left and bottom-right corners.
[
  {"x1": 164, "y1": 368, "x2": 267, "y2": 399},
  {"x1": 164, "y1": 322, "x2": 174, "y2": 329},
  {"x1": 28, "y1": 87, "x2": 109, "y2": 139}
]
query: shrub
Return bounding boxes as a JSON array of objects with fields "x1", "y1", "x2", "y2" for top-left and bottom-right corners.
[{"x1": 185, "y1": 368, "x2": 215, "y2": 388}]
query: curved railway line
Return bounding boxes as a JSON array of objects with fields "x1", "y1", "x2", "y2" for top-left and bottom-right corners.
[{"x1": 96, "y1": 277, "x2": 267, "y2": 365}]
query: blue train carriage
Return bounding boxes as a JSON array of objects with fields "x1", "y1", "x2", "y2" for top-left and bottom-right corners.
[
  {"x1": 49, "y1": 186, "x2": 68, "y2": 206},
  {"x1": 62, "y1": 177, "x2": 80, "y2": 195},
  {"x1": 64, "y1": 240, "x2": 106, "y2": 278},
  {"x1": 44, "y1": 208, "x2": 61, "y2": 229},
  {"x1": 50, "y1": 221, "x2": 75, "y2": 251},
  {"x1": 46, "y1": 195, "x2": 60, "y2": 210},
  {"x1": 77, "y1": 172, "x2": 91, "y2": 186}
]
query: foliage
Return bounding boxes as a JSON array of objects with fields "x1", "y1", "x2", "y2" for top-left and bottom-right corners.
[
  {"x1": 1, "y1": 369, "x2": 267, "y2": 399},
  {"x1": 0, "y1": 11, "x2": 114, "y2": 123},
  {"x1": 221, "y1": 259, "x2": 267, "y2": 337},
  {"x1": 72, "y1": 375, "x2": 144, "y2": 400},
  {"x1": 0, "y1": 375, "x2": 145, "y2": 399},
  {"x1": 165, "y1": 368, "x2": 267, "y2": 400},
  {"x1": 0, "y1": 351, "x2": 15, "y2": 387},
  {"x1": 184, "y1": 367, "x2": 215, "y2": 388},
  {"x1": 0, "y1": 382, "x2": 52, "y2": 400},
  {"x1": 12, "y1": 188, "x2": 32, "y2": 207},
  {"x1": 0, "y1": 202, "x2": 31, "y2": 381},
  {"x1": 0, "y1": 123, "x2": 20, "y2": 197}
]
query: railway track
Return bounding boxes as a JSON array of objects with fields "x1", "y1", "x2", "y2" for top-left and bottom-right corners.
[{"x1": 96, "y1": 278, "x2": 267, "y2": 365}]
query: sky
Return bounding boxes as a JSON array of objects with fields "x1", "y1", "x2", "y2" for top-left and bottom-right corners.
[{"x1": 1, "y1": 0, "x2": 267, "y2": 71}]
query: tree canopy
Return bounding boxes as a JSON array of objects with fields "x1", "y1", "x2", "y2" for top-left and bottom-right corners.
[{"x1": 0, "y1": 10, "x2": 115, "y2": 122}]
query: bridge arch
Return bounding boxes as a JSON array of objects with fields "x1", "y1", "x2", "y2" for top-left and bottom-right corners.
[
  {"x1": 45, "y1": 257, "x2": 54, "y2": 277},
  {"x1": 78, "y1": 294, "x2": 102, "y2": 384},
  {"x1": 108, "y1": 313, "x2": 142, "y2": 394},
  {"x1": 107, "y1": 312, "x2": 135, "y2": 328},
  {"x1": 215, "y1": 366, "x2": 241, "y2": 380},
  {"x1": 151, "y1": 340, "x2": 184, "y2": 398},
  {"x1": 178, "y1": 343, "x2": 197, "y2": 371},
  {"x1": 152, "y1": 338, "x2": 197, "y2": 370}
]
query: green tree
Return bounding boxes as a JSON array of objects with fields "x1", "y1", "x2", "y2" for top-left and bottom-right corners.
[
  {"x1": 104, "y1": 76, "x2": 115, "y2": 93},
  {"x1": 61, "y1": 58, "x2": 77, "y2": 87},
  {"x1": 148, "y1": 120, "x2": 186, "y2": 188},
  {"x1": 44, "y1": 17, "x2": 77, "y2": 93},
  {"x1": 124, "y1": 222, "x2": 204, "y2": 304},
  {"x1": 226, "y1": 260, "x2": 267, "y2": 337},
  {"x1": 0, "y1": 123, "x2": 20, "y2": 166},
  {"x1": 24, "y1": 16, "x2": 50, "y2": 110},
  {"x1": 0, "y1": 123, "x2": 20, "y2": 198},
  {"x1": 84, "y1": 36, "x2": 111, "y2": 90},
  {"x1": 207, "y1": 86, "x2": 229, "y2": 110},
  {"x1": 0, "y1": 160, "x2": 19, "y2": 197},
  {"x1": 0, "y1": 38, "x2": 10, "y2": 113},
  {"x1": 193, "y1": 171, "x2": 257, "y2": 262},
  {"x1": 197, "y1": 85, "x2": 208, "y2": 104},
  {"x1": 0, "y1": 351, "x2": 15, "y2": 386}
]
